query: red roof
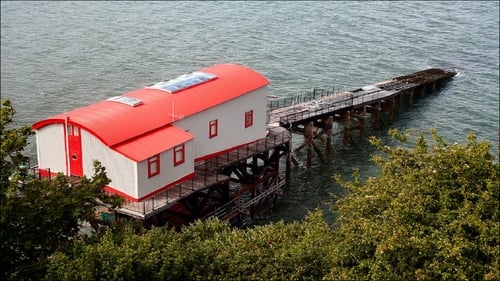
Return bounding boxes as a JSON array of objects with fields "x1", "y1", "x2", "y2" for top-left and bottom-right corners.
[
  {"x1": 33, "y1": 64, "x2": 269, "y2": 160},
  {"x1": 113, "y1": 125, "x2": 194, "y2": 162}
]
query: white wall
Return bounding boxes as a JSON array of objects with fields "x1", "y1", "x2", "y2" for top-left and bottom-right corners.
[
  {"x1": 81, "y1": 130, "x2": 138, "y2": 198},
  {"x1": 82, "y1": 129, "x2": 195, "y2": 201},
  {"x1": 36, "y1": 124, "x2": 66, "y2": 173},
  {"x1": 136, "y1": 139, "x2": 194, "y2": 199},
  {"x1": 174, "y1": 87, "x2": 267, "y2": 160}
]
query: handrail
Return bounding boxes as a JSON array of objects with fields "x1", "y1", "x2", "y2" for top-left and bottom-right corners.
[{"x1": 270, "y1": 68, "x2": 456, "y2": 126}]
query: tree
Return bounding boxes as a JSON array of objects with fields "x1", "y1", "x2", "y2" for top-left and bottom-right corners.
[
  {"x1": 0, "y1": 99, "x2": 33, "y2": 198},
  {"x1": 327, "y1": 129, "x2": 499, "y2": 280},
  {"x1": 44, "y1": 210, "x2": 334, "y2": 281},
  {"x1": 0, "y1": 99, "x2": 123, "y2": 280}
]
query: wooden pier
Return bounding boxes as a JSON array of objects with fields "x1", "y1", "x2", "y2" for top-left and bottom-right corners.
[
  {"x1": 98, "y1": 67, "x2": 456, "y2": 227},
  {"x1": 267, "y1": 67, "x2": 457, "y2": 169}
]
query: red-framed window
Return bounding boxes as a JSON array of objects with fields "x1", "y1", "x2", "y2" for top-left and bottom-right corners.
[
  {"x1": 174, "y1": 144, "x2": 185, "y2": 166},
  {"x1": 209, "y1": 119, "x2": 218, "y2": 138},
  {"x1": 66, "y1": 124, "x2": 79, "y2": 136},
  {"x1": 148, "y1": 155, "x2": 160, "y2": 178},
  {"x1": 245, "y1": 110, "x2": 254, "y2": 128}
]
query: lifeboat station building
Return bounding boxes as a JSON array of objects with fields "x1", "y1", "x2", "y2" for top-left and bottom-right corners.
[{"x1": 33, "y1": 64, "x2": 270, "y2": 204}]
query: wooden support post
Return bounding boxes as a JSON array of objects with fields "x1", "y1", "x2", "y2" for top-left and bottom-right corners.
[
  {"x1": 432, "y1": 81, "x2": 436, "y2": 92},
  {"x1": 358, "y1": 112, "x2": 365, "y2": 139},
  {"x1": 325, "y1": 116, "x2": 334, "y2": 160},
  {"x1": 150, "y1": 214, "x2": 159, "y2": 226},
  {"x1": 286, "y1": 141, "x2": 291, "y2": 186},
  {"x1": 409, "y1": 88, "x2": 415, "y2": 105},
  {"x1": 421, "y1": 85, "x2": 426, "y2": 97},
  {"x1": 373, "y1": 103, "x2": 380, "y2": 129},
  {"x1": 305, "y1": 121, "x2": 314, "y2": 169},
  {"x1": 89, "y1": 218, "x2": 100, "y2": 232},
  {"x1": 343, "y1": 112, "x2": 351, "y2": 148},
  {"x1": 387, "y1": 99, "x2": 394, "y2": 123},
  {"x1": 394, "y1": 94, "x2": 400, "y2": 112}
]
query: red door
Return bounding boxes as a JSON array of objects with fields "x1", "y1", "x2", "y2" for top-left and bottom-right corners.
[{"x1": 67, "y1": 123, "x2": 83, "y2": 176}]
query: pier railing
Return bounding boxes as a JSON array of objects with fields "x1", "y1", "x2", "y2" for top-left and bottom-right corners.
[
  {"x1": 268, "y1": 68, "x2": 457, "y2": 126},
  {"x1": 9, "y1": 165, "x2": 53, "y2": 184},
  {"x1": 269, "y1": 87, "x2": 401, "y2": 125},
  {"x1": 267, "y1": 87, "x2": 338, "y2": 111},
  {"x1": 201, "y1": 176, "x2": 286, "y2": 222}
]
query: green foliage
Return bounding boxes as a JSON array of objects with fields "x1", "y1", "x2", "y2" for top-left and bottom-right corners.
[
  {"x1": 44, "y1": 210, "x2": 334, "y2": 281},
  {"x1": 0, "y1": 99, "x2": 34, "y2": 198},
  {"x1": 0, "y1": 100, "x2": 123, "y2": 280},
  {"x1": 42, "y1": 129, "x2": 499, "y2": 281},
  {"x1": 328, "y1": 129, "x2": 500, "y2": 280},
  {"x1": 4, "y1": 98, "x2": 498, "y2": 280}
]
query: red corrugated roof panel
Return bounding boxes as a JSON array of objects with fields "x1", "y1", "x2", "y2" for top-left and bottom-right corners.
[
  {"x1": 112, "y1": 125, "x2": 194, "y2": 162},
  {"x1": 33, "y1": 64, "x2": 269, "y2": 151}
]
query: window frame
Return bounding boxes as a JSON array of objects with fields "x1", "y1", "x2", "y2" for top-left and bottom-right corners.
[
  {"x1": 174, "y1": 144, "x2": 185, "y2": 166},
  {"x1": 209, "y1": 119, "x2": 218, "y2": 138},
  {"x1": 244, "y1": 110, "x2": 254, "y2": 128},
  {"x1": 148, "y1": 154, "x2": 160, "y2": 178}
]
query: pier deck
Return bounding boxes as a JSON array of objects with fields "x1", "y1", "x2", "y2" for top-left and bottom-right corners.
[{"x1": 268, "y1": 68, "x2": 456, "y2": 127}]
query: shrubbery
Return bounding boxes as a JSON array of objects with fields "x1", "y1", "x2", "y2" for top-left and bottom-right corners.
[{"x1": 2, "y1": 100, "x2": 498, "y2": 280}]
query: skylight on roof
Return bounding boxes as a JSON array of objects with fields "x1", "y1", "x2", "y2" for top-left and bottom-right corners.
[
  {"x1": 107, "y1": 96, "x2": 144, "y2": 107},
  {"x1": 147, "y1": 71, "x2": 217, "y2": 93}
]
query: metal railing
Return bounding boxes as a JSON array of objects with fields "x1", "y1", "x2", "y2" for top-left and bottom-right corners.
[
  {"x1": 272, "y1": 87, "x2": 405, "y2": 125},
  {"x1": 268, "y1": 68, "x2": 457, "y2": 126},
  {"x1": 201, "y1": 177, "x2": 286, "y2": 221},
  {"x1": 267, "y1": 86, "x2": 338, "y2": 111}
]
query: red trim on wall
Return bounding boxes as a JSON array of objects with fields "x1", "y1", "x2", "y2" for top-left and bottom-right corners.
[
  {"x1": 194, "y1": 138, "x2": 260, "y2": 163},
  {"x1": 63, "y1": 120, "x2": 69, "y2": 176},
  {"x1": 103, "y1": 173, "x2": 195, "y2": 202},
  {"x1": 38, "y1": 168, "x2": 58, "y2": 179}
]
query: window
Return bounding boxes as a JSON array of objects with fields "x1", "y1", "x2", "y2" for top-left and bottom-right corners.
[
  {"x1": 148, "y1": 155, "x2": 160, "y2": 178},
  {"x1": 245, "y1": 110, "x2": 254, "y2": 128},
  {"x1": 73, "y1": 126, "x2": 79, "y2": 136},
  {"x1": 66, "y1": 124, "x2": 79, "y2": 136},
  {"x1": 174, "y1": 144, "x2": 185, "y2": 166},
  {"x1": 209, "y1": 119, "x2": 218, "y2": 138}
]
